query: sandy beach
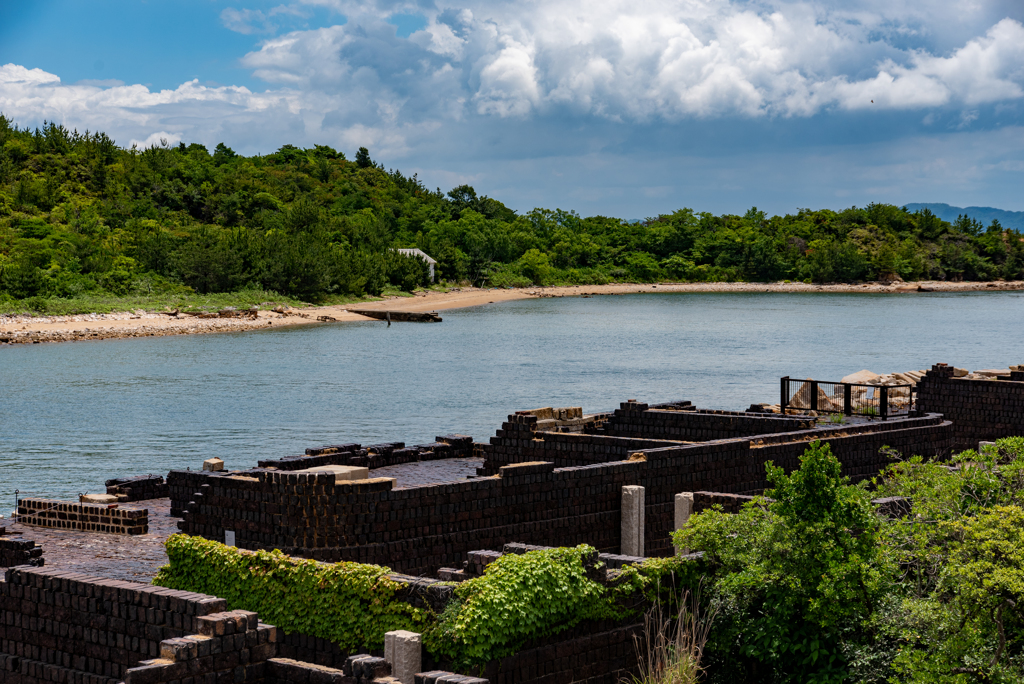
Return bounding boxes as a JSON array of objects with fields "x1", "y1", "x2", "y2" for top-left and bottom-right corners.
[{"x1": 2, "y1": 279, "x2": 1022, "y2": 345}]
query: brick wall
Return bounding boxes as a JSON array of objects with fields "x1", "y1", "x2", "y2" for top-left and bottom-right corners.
[
  {"x1": 917, "y1": 363, "x2": 1024, "y2": 450},
  {"x1": 597, "y1": 402, "x2": 815, "y2": 441},
  {"x1": 0, "y1": 567, "x2": 473, "y2": 684},
  {"x1": 177, "y1": 461, "x2": 641, "y2": 576},
  {"x1": 480, "y1": 420, "x2": 679, "y2": 474},
  {"x1": 171, "y1": 437, "x2": 476, "y2": 516},
  {"x1": 0, "y1": 566, "x2": 228, "y2": 683},
  {"x1": 0, "y1": 541, "x2": 42, "y2": 569},
  {"x1": 15, "y1": 499, "x2": 148, "y2": 535},
  {"x1": 105, "y1": 475, "x2": 168, "y2": 502},
  {"x1": 176, "y1": 413, "x2": 951, "y2": 572}
]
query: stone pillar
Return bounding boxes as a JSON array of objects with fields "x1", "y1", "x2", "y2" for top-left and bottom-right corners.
[
  {"x1": 674, "y1": 492, "x2": 694, "y2": 554},
  {"x1": 621, "y1": 485, "x2": 645, "y2": 557},
  {"x1": 224, "y1": 530, "x2": 235, "y2": 547},
  {"x1": 385, "y1": 630, "x2": 422, "y2": 684}
]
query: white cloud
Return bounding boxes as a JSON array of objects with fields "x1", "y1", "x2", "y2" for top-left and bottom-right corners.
[
  {"x1": 224, "y1": 0, "x2": 1024, "y2": 122},
  {"x1": 2, "y1": 0, "x2": 1024, "y2": 203}
]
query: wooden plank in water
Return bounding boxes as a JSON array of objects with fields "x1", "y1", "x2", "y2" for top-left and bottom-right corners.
[{"x1": 347, "y1": 309, "x2": 442, "y2": 323}]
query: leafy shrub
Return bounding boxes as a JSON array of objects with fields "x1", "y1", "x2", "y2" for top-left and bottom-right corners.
[
  {"x1": 674, "y1": 441, "x2": 883, "y2": 683},
  {"x1": 425, "y1": 545, "x2": 622, "y2": 668}
]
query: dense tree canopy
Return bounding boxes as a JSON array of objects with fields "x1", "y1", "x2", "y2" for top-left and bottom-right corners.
[
  {"x1": 1, "y1": 116, "x2": 1021, "y2": 308},
  {"x1": 677, "y1": 438, "x2": 1024, "y2": 683}
]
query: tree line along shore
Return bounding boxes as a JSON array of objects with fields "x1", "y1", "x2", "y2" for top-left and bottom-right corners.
[{"x1": 1, "y1": 115, "x2": 1023, "y2": 315}]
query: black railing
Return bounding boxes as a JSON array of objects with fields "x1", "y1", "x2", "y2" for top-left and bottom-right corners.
[{"x1": 780, "y1": 377, "x2": 914, "y2": 420}]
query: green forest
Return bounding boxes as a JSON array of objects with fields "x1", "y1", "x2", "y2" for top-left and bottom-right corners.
[{"x1": 1, "y1": 115, "x2": 1022, "y2": 313}]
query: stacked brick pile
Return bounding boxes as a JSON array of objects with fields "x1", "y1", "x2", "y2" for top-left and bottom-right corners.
[
  {"x1": 917, "y1": 362, "x2": 1024, "y2": 450},
  {"x1": 597, "y1": 401, "x2": 815, "y2": 441},
  {"x1": 171, "y1": 436, "x2": 479, "y2": 516},
  {"x1": 479, "y1": 412, "x2": 679, "y2": 474},
  {"x1": 0, "y1": 539, "x2": 43, "y2": 568},
  {"x1": 175, "y1": 407, "x2": 953, "y2": 571},
  {"x1": 0, "y1": 567, "x2": 480, "y2": 684},
  {"x1": 177, "y1": 459, "x2": 640, "y2": 575},
  {"x1": 105, "y1": 475, "x2": 168, "y2": 502},
  {"x1": 0, "y1": 566, "x2": 228, "y2": 683},
  {"x1": 15, "y1": 499, "x2": 148, "y2": 535},
  {"x1": 259, "y1": 445, "x2": 366, "y2": 471}
]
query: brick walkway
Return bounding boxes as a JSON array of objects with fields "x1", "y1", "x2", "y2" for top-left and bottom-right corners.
[
  {"x1": 0, "y1": 458, "x2": 485, "y2": 581},
  {"x1": 1, "y1": 499, "x2": 178, "y2": 583}
]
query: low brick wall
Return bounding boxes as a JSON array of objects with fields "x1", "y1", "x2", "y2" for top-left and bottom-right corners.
[
  {"x1": 598, "y1": 402, "x2": 815, "y2": 441},
  {"x1": 0, "y1": 567, "x2": 476, "y2": 684},
  {"x1": 917, "y1": 363, "x2": 1024, "y2": 450},
  {"x1": 177, "y1": 461, "x2": 639, "y2": 575},
  {"x1": 480, "y1": 620, "x2": 643, "y2": 684},
  {"x1": 171, "y1": 437, "x2": 476, "y2": 516},
  {"x1": 175, "y1": 412, "x2": 951, "y2": 572},
  {"x1": 0, "y1": 566, "x2": 228, "y2": 683},
  {"x1": 480, "y1": 428, "x2": 680, "y2": 474},
  {"x1": 0, "y1": 540, "x2": 42, "y2": 569},
  {"x1": 105, "y1": 475, "x2": 168, "y2": 502},
  {"x1": 15, "y1": 499, "x2": 148, "y2": 535}
]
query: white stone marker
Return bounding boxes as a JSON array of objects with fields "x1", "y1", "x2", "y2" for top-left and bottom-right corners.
[
  {"x1": 674, "y1": 492, "x2": 694, "y2": 554},
  {"x1": 621, "y1": 485, "x2": 645, "y2": 557},
  {"x1": 385, "y1": 630, "x2": 422, "y2": 684},
  {"x1": 224, "y1": 530, "x2": 235, "y2": 547}
]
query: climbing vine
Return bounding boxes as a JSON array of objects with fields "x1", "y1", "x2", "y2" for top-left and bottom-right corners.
[{"x1": 153, "y1": 534, "x2": 430, "y2": 651}]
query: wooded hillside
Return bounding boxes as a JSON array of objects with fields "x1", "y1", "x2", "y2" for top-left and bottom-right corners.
[{"x1": 1, "y1": 116, "x2": 1021, "y2": 309}]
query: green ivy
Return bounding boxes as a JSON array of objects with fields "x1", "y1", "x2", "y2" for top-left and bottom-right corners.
[
  {"x1": 154, "y1": 535, "x2": 700, "y2": 670},
  {"x1": 152, "y1": 534, "x2": 430, "y2": 651},
  {"x1": 424, "y1": 545, "x2": 627, "y2": 669}
]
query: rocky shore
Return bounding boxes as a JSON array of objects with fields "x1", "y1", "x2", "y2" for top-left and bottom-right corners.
[{"x1": 2, "y1": 280, "x2": 1022, "y2": 345}]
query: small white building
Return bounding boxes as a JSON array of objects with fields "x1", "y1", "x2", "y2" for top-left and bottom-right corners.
[{"x1": 395, "y1": 248, "x2": 438, "y2": 282}]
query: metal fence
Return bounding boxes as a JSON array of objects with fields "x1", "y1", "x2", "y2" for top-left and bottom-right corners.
[{"x1": 780, "y1": 377, "x2": 914, "y2": 419}]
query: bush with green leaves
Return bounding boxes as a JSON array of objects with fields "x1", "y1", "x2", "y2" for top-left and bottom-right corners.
[
  {"x1": 425, "y1": 545, "x2": 625, "y2": 668},
  {"x1": 674, "y1": 436, "x2": 1024, "y2": 683},
  {"x1": 674, "y1": 441, "x2": 885, "y2": 683}
]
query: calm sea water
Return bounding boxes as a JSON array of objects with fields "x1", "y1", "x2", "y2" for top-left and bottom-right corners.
[{"x1": 2, "y1": 291, "x2": 1023, "y2": 512}]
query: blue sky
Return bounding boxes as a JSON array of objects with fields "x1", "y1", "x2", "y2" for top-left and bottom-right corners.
[{"x1": 2, "y1": 0, "x2": 1024, "y2": 218}]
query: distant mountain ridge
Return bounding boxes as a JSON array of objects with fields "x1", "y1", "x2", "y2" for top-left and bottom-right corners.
[{"x1": 904, "y1": 203, "x2": 1024, "y2": 231}]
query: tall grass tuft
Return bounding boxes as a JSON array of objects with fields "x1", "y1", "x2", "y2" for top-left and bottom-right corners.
[{"x1": 627, "y1": 591, "x2": 716, "y2": 684}]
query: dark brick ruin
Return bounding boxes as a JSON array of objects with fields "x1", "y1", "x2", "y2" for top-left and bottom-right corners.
[
  {"x1": 5, "y1": 361, "x2": 1024, "y2": 684},
  {"x1": 917, "y1": 363, "x2": 1024, "y2": 450},
  {"x1": 170, "y1": 401, "x2": 952, "y2": 573}
]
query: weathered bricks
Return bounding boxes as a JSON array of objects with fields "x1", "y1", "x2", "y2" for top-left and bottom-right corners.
[
  {"x1": 0, "y1": 539, "x2": 43, "y2": 568},
  {"x1": 917, "y1": 363, "x2": 1024, "y2": 450},
  {"x1": 105, "y1": 475, "x2": 169, "y2": 502},
  {"x1": 14, "y1": 498, "x2": 148, "y2": 535}
]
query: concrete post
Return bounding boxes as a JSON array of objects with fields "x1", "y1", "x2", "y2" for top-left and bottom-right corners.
[
  {"x1": 224, "y1": 530, "x2": 235, "y2": 547},
  {"x1": 674, "y1": 492, "x2": 694, "y2": 554},
  {"x1": 621, "y1": 485, "x2": 645, "y2": 557},
  {"x1": 385, "y1": 630, "x2": 422, "y2": 684}
]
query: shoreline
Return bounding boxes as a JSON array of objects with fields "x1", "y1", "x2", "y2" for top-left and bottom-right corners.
[{"x1": 2, "y1": 279, "x2": 1022, "y2": 345}]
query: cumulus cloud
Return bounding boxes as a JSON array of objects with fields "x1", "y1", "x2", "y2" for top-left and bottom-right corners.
[
  {"x1": 3, "y1": 0, "x2": 1024, "y2": 166},
  {"x1": 222, "y1": 0, "x2": 1024, "y2": 122}
]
